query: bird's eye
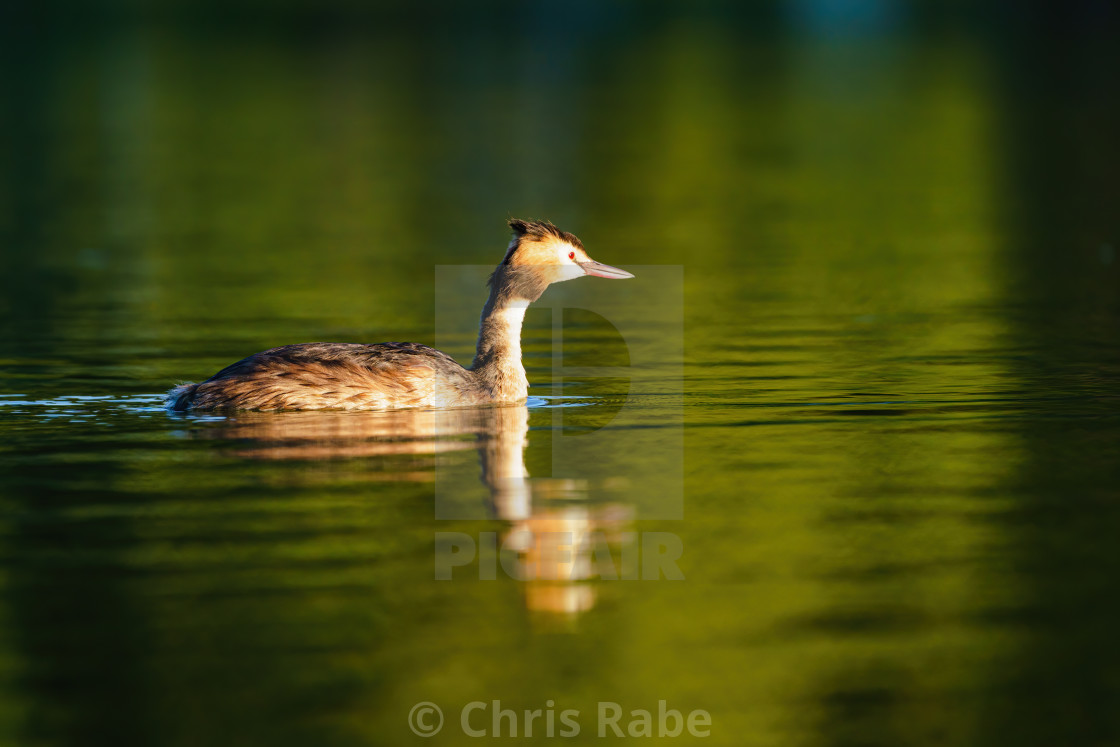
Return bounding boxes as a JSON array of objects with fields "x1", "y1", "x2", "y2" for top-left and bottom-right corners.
[{"x1": 568, "y1": 251, "x2": 575, "y2": 260}]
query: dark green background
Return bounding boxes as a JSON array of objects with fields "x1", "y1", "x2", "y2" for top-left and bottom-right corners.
[{"x1": 1, "y1": 2, "x2": 1118, "y2": 745}]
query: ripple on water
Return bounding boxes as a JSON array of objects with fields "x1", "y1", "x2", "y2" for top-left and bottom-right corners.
[
  {"x1": 0, "y1": 393, "x2": 170, "y2": 422},
  {"x1": 0, "y1": 393, "x2": 601, "y2": 424}
]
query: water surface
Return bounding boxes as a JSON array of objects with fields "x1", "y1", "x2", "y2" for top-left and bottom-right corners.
[{"x1": 1, "y1": 14, "x2": 1119, "y2": 747}]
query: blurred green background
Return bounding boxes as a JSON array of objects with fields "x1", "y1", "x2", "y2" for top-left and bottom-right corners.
[{"x1": 1, "y1": 1, "x2": 1119, "y2": 746}]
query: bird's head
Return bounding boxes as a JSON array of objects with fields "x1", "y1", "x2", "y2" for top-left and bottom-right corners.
[{"x1": 494, "y1": 219, "x2": 633, "y2": 300}]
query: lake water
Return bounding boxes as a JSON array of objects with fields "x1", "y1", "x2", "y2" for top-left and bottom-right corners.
[{"x1": 1, "y1": 13, "x2": 1118, "y2": 747}]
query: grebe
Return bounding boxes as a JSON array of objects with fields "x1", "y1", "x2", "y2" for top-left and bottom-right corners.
[{"x1": 166, "y1": 219, "x2": 633, "y2": 411}]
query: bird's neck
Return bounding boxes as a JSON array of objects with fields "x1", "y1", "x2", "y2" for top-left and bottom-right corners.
[{"x1": 471, "y1": 270, "x2": 538, "y2": 402}]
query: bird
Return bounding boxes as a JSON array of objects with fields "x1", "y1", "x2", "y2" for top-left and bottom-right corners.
[{"x1": 166, "y1": 219, "x2": 634, "y2": 411}]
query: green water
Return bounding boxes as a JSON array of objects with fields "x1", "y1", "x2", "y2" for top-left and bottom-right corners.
[{"x1": 2, "y1": 15, "x2": 1119, "y2": 747}]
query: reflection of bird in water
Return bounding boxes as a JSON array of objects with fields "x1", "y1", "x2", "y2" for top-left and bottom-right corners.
[
  {"x1": 167, "y1": 219, "x2": 632, "y2": 411},
  {"x1": 506, "y1": 502, "x2": 634, "y2": 617},
  {"x1": 198, "y1": 407, "x2": 512, "y2": 463},
  {"x1": 197, "y1": 405, "x2": 631, "y2": 617}
]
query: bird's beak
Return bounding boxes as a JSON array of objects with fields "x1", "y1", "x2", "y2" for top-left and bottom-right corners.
[{"x1": 580, "y1": 260, "x2": 634, "y2": 279}]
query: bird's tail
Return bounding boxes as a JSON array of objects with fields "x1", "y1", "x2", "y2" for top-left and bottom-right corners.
[{"x1": 165, "y1": 382, "x2": 199, "y2": 411}]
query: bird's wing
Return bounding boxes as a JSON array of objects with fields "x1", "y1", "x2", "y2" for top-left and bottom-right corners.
[{"x1": 193, "y1": 342, "x2": 477, "y2": 410}]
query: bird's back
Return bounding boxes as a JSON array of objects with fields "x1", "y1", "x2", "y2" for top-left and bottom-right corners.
[{"x1": 168, "y1": 342, "x2": 485, "y2": 411}]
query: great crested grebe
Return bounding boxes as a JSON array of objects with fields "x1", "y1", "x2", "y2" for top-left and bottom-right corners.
[{"x1": 166, "y1": 219, "x2": 633, "y2": 411}]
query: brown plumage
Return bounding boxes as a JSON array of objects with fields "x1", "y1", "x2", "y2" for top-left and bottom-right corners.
[{"x1": 166, "y1": 219, "x2": 634, "y2": 412}]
